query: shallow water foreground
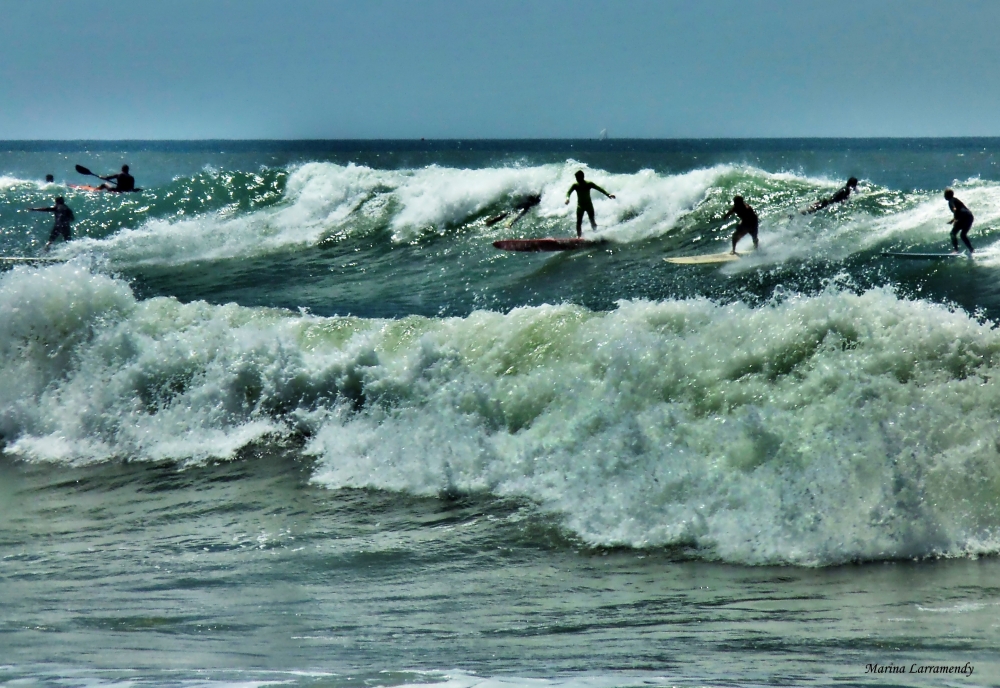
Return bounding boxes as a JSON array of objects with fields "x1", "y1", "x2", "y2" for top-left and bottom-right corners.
[{"x1": 1, "y1": 452, "x2": 996, "y2": 688}]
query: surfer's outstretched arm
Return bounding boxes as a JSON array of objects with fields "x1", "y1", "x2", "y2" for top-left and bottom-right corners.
[{"x1": 590, "y1": 183, "x2": 615, "y2": 199}]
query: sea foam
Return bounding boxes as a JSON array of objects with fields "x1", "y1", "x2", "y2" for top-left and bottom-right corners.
[{"x1": 2, "y1": 263, "x2": 999, "y2": 565}]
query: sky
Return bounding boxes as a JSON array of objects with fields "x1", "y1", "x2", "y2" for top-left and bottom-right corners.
[{"x1": 2, "y1": 0, "x2": 1000, "y2": 139}]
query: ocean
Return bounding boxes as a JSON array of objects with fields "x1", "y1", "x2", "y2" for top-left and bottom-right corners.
[{"x1": 1, "y1": 139, "x2": 998, "y2": 686}]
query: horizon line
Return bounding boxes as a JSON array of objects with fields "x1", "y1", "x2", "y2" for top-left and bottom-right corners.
[{"x1": 4, "y1": 136, "x2": 1000, "y2": 143}]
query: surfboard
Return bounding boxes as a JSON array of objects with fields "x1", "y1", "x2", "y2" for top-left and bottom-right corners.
[
  {"x1": 493, "y1": 238, "x2": 604, "y2": 252},
  {"x1": 0, "y1": 257, "x2": 67, "y2": 264},
  {"x1": 664, "y1": 252, "x2": 741, "y2": 265},
  {"x1": 881, "y1": 252, "x2": 966, "y2": 260}
]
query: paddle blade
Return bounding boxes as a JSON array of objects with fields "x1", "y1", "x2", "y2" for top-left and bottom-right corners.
[{"x1": 75, "y1": 164, "x2": 94, "y2": 176}]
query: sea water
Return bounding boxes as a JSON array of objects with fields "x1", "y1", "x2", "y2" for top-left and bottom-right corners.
[{"x1": 1, "y1": 140, "x2": 998, "y2": 686}]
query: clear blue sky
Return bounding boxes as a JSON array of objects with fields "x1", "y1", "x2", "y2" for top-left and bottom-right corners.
[{"x1": 3, "y1": 0, "x2": 999, "y2": 139}]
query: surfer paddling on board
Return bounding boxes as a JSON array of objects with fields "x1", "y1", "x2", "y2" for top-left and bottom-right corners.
[
  {"x1": 97, "y1": 165, "x2": 136, "y2": 192},
  {"x1": 29, "y1": 196, "x2": 75, "y2": 251},
  {"x1": 945, "y1": 188, "x2": 975, "y2": 254},
  {"x1": 722, "y1": 195, "x2": 759, "y2": 254},
  {"x1": 804, "y1": 177, "x2": 858, "y2": 214},
  {"x1": 565, "y1": 171, "x2": 615, "y2": 237},
  {"x1": 486, "y1": 193, "x2": 542, "y2": 227}
]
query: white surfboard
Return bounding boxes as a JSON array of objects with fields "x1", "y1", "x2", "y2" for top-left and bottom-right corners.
[
  {"x1": 664, "y1": 252, "x2": 741, "y2": 265},
  {"x1": 0, "y1": 257, "x2": 67, "y2": 264},
  {"x1": 881, "y1": 252, "x2": 966, "y2": 260}
]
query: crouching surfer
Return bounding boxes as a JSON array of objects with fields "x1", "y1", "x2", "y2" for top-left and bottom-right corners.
[
  {"x1": 723, "y1": 195, "x2": 759, "y2": 254},
  {"x1": 945, "y1": 188, "x2": 974, "y2": 254}
]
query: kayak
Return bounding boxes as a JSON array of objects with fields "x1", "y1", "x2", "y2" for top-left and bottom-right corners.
[{"x1": 69, "y1": 184, "x2": 143, "y2": 193}]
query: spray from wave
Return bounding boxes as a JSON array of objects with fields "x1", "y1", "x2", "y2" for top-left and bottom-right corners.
[{"x1": 2, "y1": 262, "x2": 999, "y2": 565}]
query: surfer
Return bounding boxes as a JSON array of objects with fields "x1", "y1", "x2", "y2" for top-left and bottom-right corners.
[
  {"x1": 565, "y1": 171, "x2": 615, "y2": 237},
  {"x1": 44, "y1": 174, "x2": 54, "y2": 183},
  {"x1": 486, "y1": 193, "x2": 542, "y2": 227},
  {"x1": 722, "y1": 196, "x2": 759, "y2": 254},
  {"x1": 804, "y1": 177, "x2": 858, "y2": 214},
  {"x1": 945, "y1": 189, "x2": 974, "y2": 254},
  {"x1": 97, "y1": 165, "x2": 136, "y2": 192},
  {"x1": 29, "y1": 197, "x2": 75, "y2": 251}
]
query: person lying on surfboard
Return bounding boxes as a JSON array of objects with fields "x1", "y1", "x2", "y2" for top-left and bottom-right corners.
[
  {"x1": 722, "y1": 195, "x2": 759, "y2": 254},
  {"x1": 565, "y1": 170, "x2": 615, "y2": 237},
  {"x1": 29, "y1": 196, "x2": 75, "y2": 252},
  {"x1": 97, "y1": 165, "x2": 136, "y2": 192},
  {"x1": 486, "y1": 193, "x2": 542, "y2": 227},
  {"x1": 803, "y1": 177, "x2": 858, "y2": 214},
  {"x1": 945, "y1": 188, "x2": 974, "y2": 254}
]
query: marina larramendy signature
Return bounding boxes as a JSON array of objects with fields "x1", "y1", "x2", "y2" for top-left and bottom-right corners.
[{"x1": 866, "y1": 662, "x2": 974, "y2": 677}]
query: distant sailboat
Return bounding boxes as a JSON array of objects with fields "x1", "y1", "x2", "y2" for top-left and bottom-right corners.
[{"x1": 598, "y1": 128, "x2": 608, "y2": 140}]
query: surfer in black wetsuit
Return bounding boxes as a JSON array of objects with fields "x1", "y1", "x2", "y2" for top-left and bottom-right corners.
[
  {"x1": 722, "y1": 195, "x2": 759, "y2": 254},
  {"x1": 98, "y1": 165, "x2": 136, "y2": 192},
  {"x1": 565, "y1": 171, "x2": 615, "y2": 237},
  {"x1": 29, "y1": 196, "x2": 75, "y2": 251},
  {"x1": 486, "y1": 193, "x2": 542, "y2": 227},
  {"x1": 804, "y1": 177, "x2": 858, "y2": 214},
  {"x1": 945, "y1": 188, "x2": 974, "y2": 254}
]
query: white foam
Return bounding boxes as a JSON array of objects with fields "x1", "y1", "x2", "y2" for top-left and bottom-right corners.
[
  {"x1": 723, "y1": 179, "x2": 1000, "y2": 269},
  {"x1": 49, "y1": 161, "x2": 837, "y2": 265},
  {"x1": 5, "y1": 265, "x2": 1000, "y2": 566},
  {"x1": 61, "y1": 163, "x2": 396, "y2": 265},
  {"x1": 385, "y1": 670, "x2": 676, "y2": 688},
  {"x1": 0, "y1": 175, "x2": 30, "y2": 190}
]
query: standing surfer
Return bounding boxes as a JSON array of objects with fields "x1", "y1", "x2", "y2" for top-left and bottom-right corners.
[
  {"x1": 804, "y1": 177, "x2": 858, "y2": 214},
  {"x1": 565, "y1": 170, "x2": 615, "y2": 237},
  {"x1": 486, "y1": 193, "x2": 542, "y2": 227},
  {"x1": 29, "y1": 196, "x2": 75, "y2": 251},
  {"x1": 97, "y1": 165, "x2": 136, "y2": 192},
  {"x1": 722, "y1": 195, "x2": 759, "y2": 254},
  {"x1": 945, "y1": 188, "x2": 974, "y2": 254}
]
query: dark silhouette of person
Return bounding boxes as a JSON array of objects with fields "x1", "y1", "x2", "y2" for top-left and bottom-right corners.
[
  {"x1": 486, "y1": 193, "x2": 542, "y2": 227},
  {"x1": 29, "y1": 196, "x2": 75, "y2": 251},
  {"x1": 805, "y1": 177, "x2": 858, "y2": 214},
  {"x1": 98, "y1": 165, "x2": 136, "y2": 192},
  {"x1": 723, "y1": 195, "x2": 759, "y2": 254},
  {"x1": 945, "y1": 188, "x2": 974, "y2": 254},
  {"x1": 565, "y1": 170, "x2": 615, "y2": 237},
  {"x1": 44, "y1": 174, "x2": 55, "y2": 183}
]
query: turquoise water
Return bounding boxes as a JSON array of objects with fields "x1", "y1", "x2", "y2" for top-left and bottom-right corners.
[{"x1": 1, "y1": 140, "x2": 999, "y2": 686}]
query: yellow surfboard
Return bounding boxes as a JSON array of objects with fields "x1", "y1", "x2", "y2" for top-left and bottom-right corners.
[{"x1": 664, "y1": 252, "x2": 740, "y2": 265}]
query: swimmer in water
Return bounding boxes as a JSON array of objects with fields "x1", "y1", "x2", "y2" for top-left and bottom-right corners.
[{"x1": 804, "y1": 177, "x2": 858, "y2": 214}]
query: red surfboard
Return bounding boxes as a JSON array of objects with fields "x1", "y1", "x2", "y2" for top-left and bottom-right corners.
[{"x1": 493, "y1": 238, "x2": 605, "y2": 252}]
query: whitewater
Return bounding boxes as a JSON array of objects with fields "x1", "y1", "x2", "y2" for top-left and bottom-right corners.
[{"x1": 2, "y1": 140, "x2": 999, "y2": 687}]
